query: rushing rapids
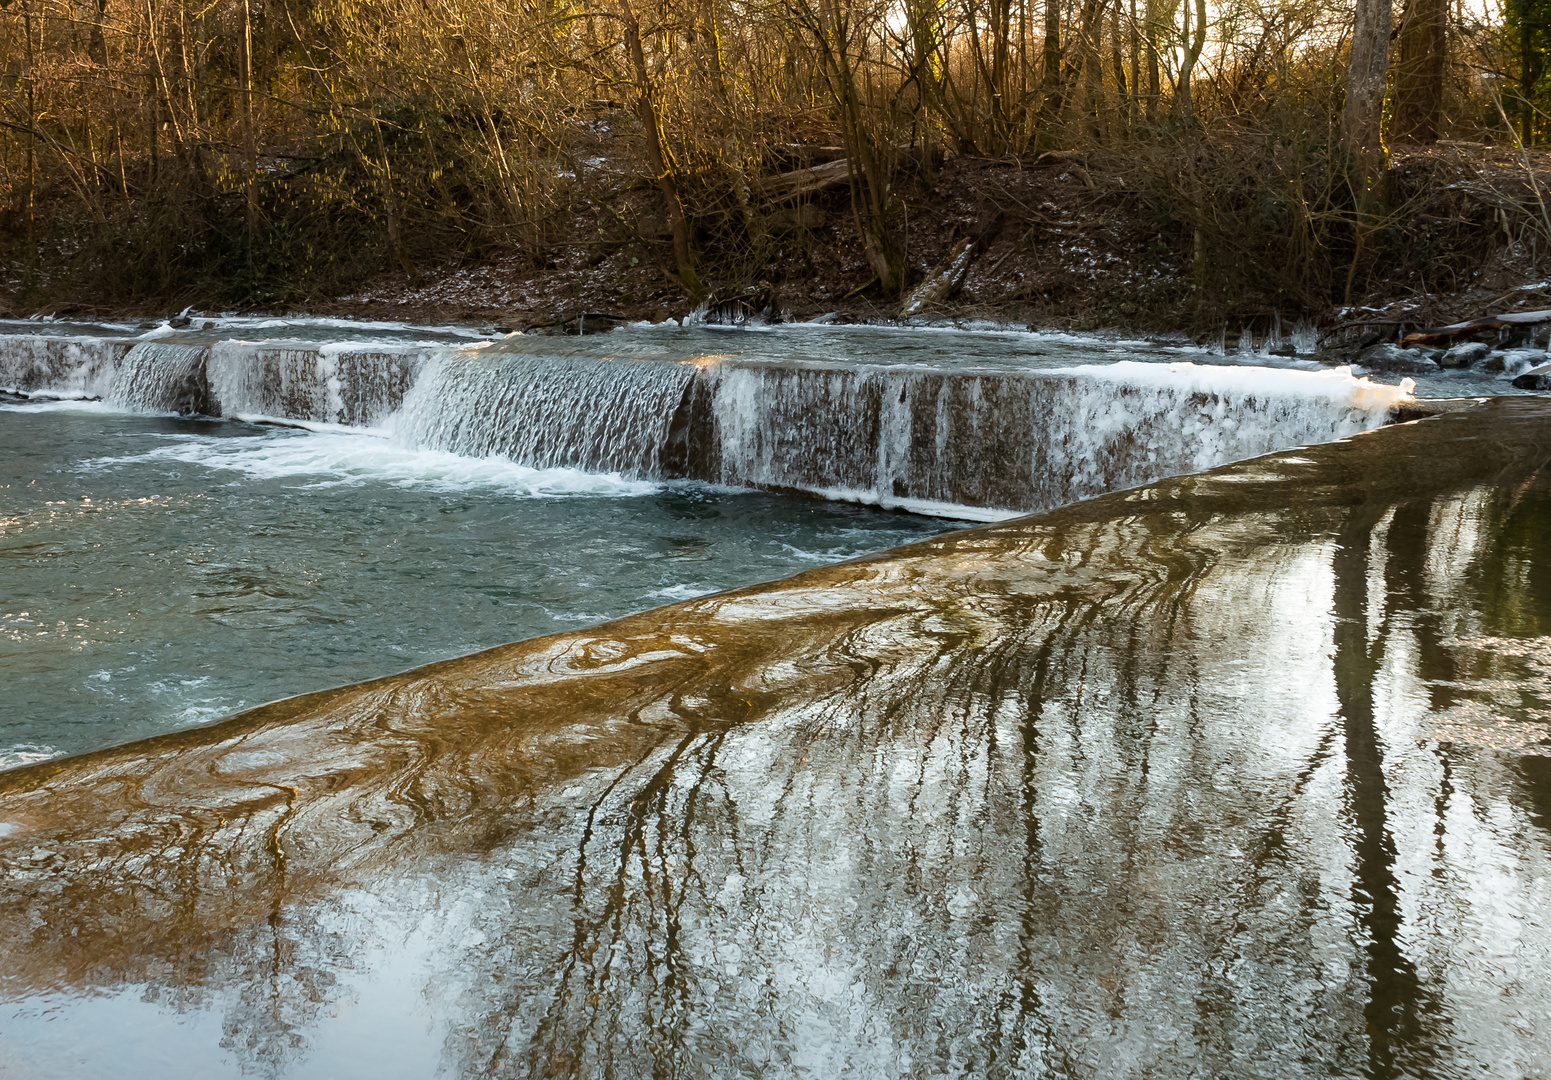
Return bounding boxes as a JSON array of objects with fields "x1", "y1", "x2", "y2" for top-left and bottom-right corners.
[
  {"x1": 0, "y1": 328, "x2": 1416, "y2": 516},
  {"x1": 2, "y1": 399, "x2": 1550, "y2": 1077}
]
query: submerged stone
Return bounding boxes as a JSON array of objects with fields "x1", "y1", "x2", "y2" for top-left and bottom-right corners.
[
  {"x1": 1440, "y1": 340, "x2": 1490, "y2": 368},
  {"x1": 1357, "y1": 341, "x2": 1439, "y2": 373},
  {"x1": 1483, "y1": 348, "x2": 1546, "y2": 375},
  {"x1": 3, "y1": 398, "x2": 1551, "y2": 1077},
  {"x1": 1513, "y1": 361, "x2": 1551, "y2": 390}
]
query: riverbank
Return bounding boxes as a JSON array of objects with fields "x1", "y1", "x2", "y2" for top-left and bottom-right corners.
[{"x1": 10, "y1": 142, "x2": 1551, "y2": 343}]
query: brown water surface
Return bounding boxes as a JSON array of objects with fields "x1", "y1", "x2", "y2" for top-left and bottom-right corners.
[{"x1": 3, "y1": 400, "x2": 1550, "y2": 1078}]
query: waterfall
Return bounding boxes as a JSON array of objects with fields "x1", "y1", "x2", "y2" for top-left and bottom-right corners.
[
  {"x1": 388, "y1": 349, "x2": 701, "y2": 477},
  {"x1": 206, "y1": 342, "x2": 427, "y2": 426},
  {"x1": 707, "y1": 360, "x2": 1409, "y2": 515},
  {"x1": 1, "y1": 328, "x2": 1414, "y2": 516},
  {"x1": 0, "y1": 335, "x2": 127, "y2": 399},
  {"x1": 105, "y1": 343, "x2": 214, "y2": 415}
]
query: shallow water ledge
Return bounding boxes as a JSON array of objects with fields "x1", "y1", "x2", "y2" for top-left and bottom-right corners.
[
  {"x1": 2, "y1": 328, "x2": 1418, "y2": 519},
  {"x1": 3, "y1": 399, "x2": 1551, "y2": 1078}
]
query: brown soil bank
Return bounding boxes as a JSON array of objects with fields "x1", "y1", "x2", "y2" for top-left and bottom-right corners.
[{"x1": 7, "y1": 140, "x2": 1551, "y2": 341}]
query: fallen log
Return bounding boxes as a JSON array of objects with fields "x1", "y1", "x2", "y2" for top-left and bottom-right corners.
[
  {"x1": 753, "y1": 157, "x2": 853, "y2": 204},
  {"x1": 901, "y1": 237, "x2": 977, "y2": 317},
  {"x1": 1401, "y1": 308, "x2": 1551, "y2": 346}
]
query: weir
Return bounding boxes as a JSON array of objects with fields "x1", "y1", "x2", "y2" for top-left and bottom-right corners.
[
  {"x1": 0, "y1": 330, "x2": 1414, "y2": 515},
  {"x1": 390, "y1": 350, "x2": 702, "y2": 475},
  {"x1": 106, "y1": 342, "x2": 215, "y2": 415},
  {"x1": 703, "y1": 358, "x2": 1406, "y2": 513},
  {"x1": 207, "y1": 341, "x2": 429, "y2": 426},
  {"x1": 0, "y1": 333, "x2": 128, "y2": 398}
]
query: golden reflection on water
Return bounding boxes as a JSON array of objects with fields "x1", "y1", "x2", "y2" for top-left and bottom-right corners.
[{"x1": 4, "y1": 401, "x2": 1551, "y2": 1078}]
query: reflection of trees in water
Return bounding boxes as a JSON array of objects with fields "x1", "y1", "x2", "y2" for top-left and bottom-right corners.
[
  {"x1": 435, "y1": 514, "x2": 1335, "y2": 1074},
  {"x1": 217, "y1": 912, "x2": 353, "y2": 1077},
  {"x1": 130, "y1": 900, "x2": 357, "y2": 1079},
  {"x1": 11, "y1": 407, "x2": 1551, "y2": 1078},
  {"x1": 1309, "y1": 470, "x2": 1551, "y2": 1078},
  {"x1": 438, "y1": 477, "x2": 1551, "y2": 1079},
  {"x1": 1468, "y1": 473, "x2": 1551, "y2": 837},
  {"x1": 1333, "y1": 505, "x2": 1450, "y2": 1079}
]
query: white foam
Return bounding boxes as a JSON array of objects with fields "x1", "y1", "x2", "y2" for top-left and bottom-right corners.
[
  {"x1": 647, "y1": 583, "x2": 716, "y2": 601},
  {"x1": 0, "y1": 743, "x2": 60, "y2": 771},
  {"x1": 232, "y1": 413, "x2": 391, "y2": 436},
  {"x1": 212, "y1": 315, "x2": 490, "y2": 339},
  {"x1": 7, "y1": 388, "x2": 99, "y2": 401},
  {"x1": 797, "y1": 487, "x2": 1019, "y2": 522},
  {"x1": 0, "y1": 315, "x2": 143, "y2": 333},
  {"x1": 1053, "y1": 360, "x2": 1416, "y2": 408},
  {"x1": 85, "y1": 430, "x2": 662, "y2": 498},
  {"x1": 218, "y1": 337, "x2": 469, "y2": 353},
  {"x1": 317, "y1": 339, "x2": 481, "y2": 356}
]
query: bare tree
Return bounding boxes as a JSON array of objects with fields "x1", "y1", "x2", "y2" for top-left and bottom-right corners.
[
  {"x1": 1175, "y1": 0, "x2": 1206, "y2": 122},
  {"x1": 617, "y1": 0, "x2": 704, "y2": 296},
  {"x1": 1343, "y1": 0, "x2": 1392, "y2": 198},
  {"x1": 782, "y1": 0, "x2": 907, "y2": 295},
  {"x1": 1393, "y1": 0, "x2": 1446, "y2": 143}
]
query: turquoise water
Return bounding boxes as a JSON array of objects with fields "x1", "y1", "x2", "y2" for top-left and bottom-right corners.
[{"x1": 1, "y1": 402, "x2": 947, "y2": 762}]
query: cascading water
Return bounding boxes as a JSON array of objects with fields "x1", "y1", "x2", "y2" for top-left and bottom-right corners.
[
  {"x1": 705, "y1": 359, "x2": 1411, "y2": 515},
  {"x1": 106, "y1": 343, "x2": 214, "y2": 415},
  {"x1": 1, "y1": 327, "x2": 1416, "y2": 515},
  {"x1": 206, "y1": 342, "x2": 426, "y2": 426},
  {"x1": 388, "y1": 349, "x2": 701, "y2": 476},
  {"x1": 0, "y1": 334, "x2": 127, "y2": 398}
]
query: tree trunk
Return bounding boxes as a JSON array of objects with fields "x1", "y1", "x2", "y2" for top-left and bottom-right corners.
[
  {"x1": 239, "y1": 0, "x2": 257, "y2": 233},
  {"x1": 1175, "y1": 0, "x2": 1206, "y2": 122},
  {"x1": 1523, "y1": 21, "x2": 1536, "y2": 145},
  {"x1": 784, "y1": 0, "x2": 907, "y2": 295},
  {"x1": 1076, "y1": 0, "x2": 1104, "y2": 139},
  {"x1": 1393, "y1": 0, "x2": 1445, "y2": 143},
  {"x1": 88, "y1": 0, "x2": 108, "y2": 66},
  {"x1": 906, "y1": 0, "x2": 945, "y2": 153},
  {"x1": 1111, "y1": 2, "x2": 1130, "y2": 134},
  {"x1": 24, "y1": 0, "x2": 37, "y2": 279},
  {"x1": 372, "y1": 121, "x2": 417, "y2": 280},
  {"x1": 617, "y1": 0, "x2": 704, "y2": 297},
  {"x1": 989, "y1": 0, "x2": 1013, "y2": 151},
  {"x1": 1145, "y1": 0, "x2": 1159, "y2": 121},
  {"x1": 1128, "y1": 0, "x2": 1140, "y2": 129},
  {"x1": 1038, "y1": 0, "x2": 1063, "y2": 141},
  {"x1": 834, "y1": 43, "x2": 906, "y2": 294},
  {"x1": 149, "y1": 76, "x2": 159, "y2": 185},
  {"x1": 1343, "y1": 0, "x2": 1392, "y2": 199}
]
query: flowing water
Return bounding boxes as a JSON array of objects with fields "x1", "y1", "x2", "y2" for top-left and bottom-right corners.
[
  {"x1": 2, "y1": 399, "x2": 1549, "y2": 1078},
  {"x1": 2, "y1": 322, "x2": 1418, "y2": 520},
  {"x1": 0, "y1": 319, "x2": 1546, "y2": 1077},
  {"x1": 0, "y1": 403, "x2": 947, "y2": 763},
  {"x1": 0, "y1": 319, "x2": 1419, "y2": 761}
]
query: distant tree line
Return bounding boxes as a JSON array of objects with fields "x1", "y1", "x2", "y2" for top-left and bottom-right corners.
[{"x1": 0, "y1": 0, "x2": 1536, "y2": 308}]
